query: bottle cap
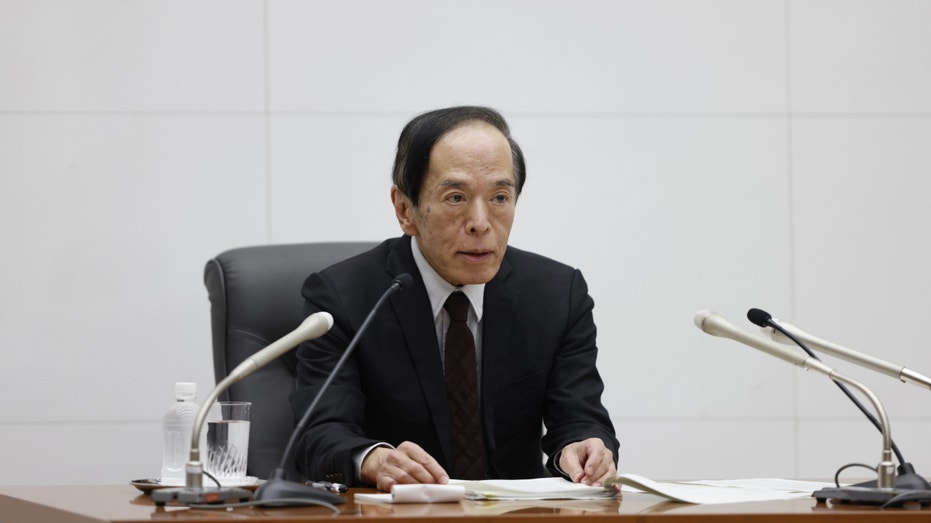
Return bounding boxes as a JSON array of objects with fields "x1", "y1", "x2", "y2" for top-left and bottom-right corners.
[{"x1": 173, "y1": 382, "x2": 197, "y2": 401}]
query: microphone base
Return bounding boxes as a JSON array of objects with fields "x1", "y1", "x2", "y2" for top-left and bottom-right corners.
[
  {"x1": 253, "y1": 478, "x2": 346, "y2": 507},
  {"x1": 813, "y1": 486, "x2": 897, "y2": 504},
  {"x1": 151, "y1": 486, "x2": 253, "y2": 507},
  {"x1": 813, "y1": 463, "x2": 931, "y2": 508},
  {"x1": 850, "y1": 463, "x2": 931, "y2": 491},
  {"x1": 813, "y1": 486, "x2": 931, "y2": 508}
]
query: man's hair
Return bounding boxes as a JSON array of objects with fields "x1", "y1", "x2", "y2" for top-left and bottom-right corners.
[{"x1": 392, "y1": 106, "x2": 526, "y2": 207}]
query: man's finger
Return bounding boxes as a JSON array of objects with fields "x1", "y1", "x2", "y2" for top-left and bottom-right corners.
[{"x1": 369, "y1": 441, "x2": 449, "y2": 489}]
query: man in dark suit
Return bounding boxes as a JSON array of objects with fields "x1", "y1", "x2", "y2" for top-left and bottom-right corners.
[{"x1": 292, "y1": 106, "x2": 618, "y2": 492}]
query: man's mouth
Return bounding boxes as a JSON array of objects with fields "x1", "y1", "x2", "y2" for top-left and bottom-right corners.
[{"x1": 458, "y1": 250, "x2": 494, "y2": 262}]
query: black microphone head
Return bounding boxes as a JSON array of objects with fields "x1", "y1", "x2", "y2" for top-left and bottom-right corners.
[
  {"x1": 747, "y1": 308, "x2": 773, "y2": 327},
  {"x1": 394, "y1": 273, "x2": 414, "y2": 291}
]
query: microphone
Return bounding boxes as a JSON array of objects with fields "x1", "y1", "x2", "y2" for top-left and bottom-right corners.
[
  {"x1": 747, "y1": 307, "x2": 931, "y2": 492},
  {"x1": 693, "y1": 310, "x2": 896, "y2": 491},
  {"x1": 151, "y1": 311, "x2": 334, "y2": 507},
  {"x1": 748, "y1": 308, "x2": 931, "y2": 390},
  {"x1": 253, "y1": 273, "x2": 413, "y2": 506},
  {"x1": 694, "y1": 310, "x2": 835, "y2": 375}
]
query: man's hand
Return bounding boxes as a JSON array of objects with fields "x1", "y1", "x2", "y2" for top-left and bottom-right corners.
[
  {"x1": 360, "y1": 441, "x2": 449, "y2": 491},
  {"x1": 559, "y1": 438, "x2": 616, "y2": 486}
]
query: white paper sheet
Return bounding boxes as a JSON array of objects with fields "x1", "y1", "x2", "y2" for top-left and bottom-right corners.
[{"x1": 608, "y1": 473, "x2": 835, "y2": 504}]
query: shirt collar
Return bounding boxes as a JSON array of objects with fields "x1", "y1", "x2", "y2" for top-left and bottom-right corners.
[{"x1": 410, "y1": 236, "x2": 484, "y2": 322}]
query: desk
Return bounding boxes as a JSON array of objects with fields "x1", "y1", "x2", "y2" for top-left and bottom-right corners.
[{"x1": 1, "y1": 485, "x2": 929, "y2": 522}]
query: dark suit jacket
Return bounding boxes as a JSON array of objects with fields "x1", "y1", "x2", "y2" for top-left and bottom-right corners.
[{"x1": 291, "y1": 236, "x2": 618, "y2": 485}]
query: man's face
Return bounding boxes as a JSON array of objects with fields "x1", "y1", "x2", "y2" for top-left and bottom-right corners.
[{"x1": 392, "y1": 121, "x2": 517, "y2": 286}]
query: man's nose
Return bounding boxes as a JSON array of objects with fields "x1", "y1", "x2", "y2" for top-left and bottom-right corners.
[{"x1": 466, "y1": 201, "x2": 491, "y2": 235}]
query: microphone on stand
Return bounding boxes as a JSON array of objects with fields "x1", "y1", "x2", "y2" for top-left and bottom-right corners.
[
  {"x1": 693, "y1": 310, "x2": 899, "y2": 502},
  {"x1": 152, "y1": 311, "x2": 334, "y2": 507},
  {"x1": 747, "y1": 308, "x2": 931, "y2": 492},
  {"x1": 749, "y1": 308, "x2": 931, "y2": 390},
  {"x1": 253, "y1": 273, "x2": 414, "y2": 506}
]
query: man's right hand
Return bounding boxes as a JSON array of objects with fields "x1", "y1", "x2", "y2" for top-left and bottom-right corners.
[{"x1": 360, "y1": 441, "x2": 449, "y2": 491}]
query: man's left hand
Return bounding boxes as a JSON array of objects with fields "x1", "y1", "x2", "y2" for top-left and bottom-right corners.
[{"x1": 559, "y1": 438, "x2": 616, "y2": 486}]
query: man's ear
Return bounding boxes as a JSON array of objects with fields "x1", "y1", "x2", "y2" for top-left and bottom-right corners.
[{"x1": 391, "y1": 185, "x2": 418, "y2": 236}]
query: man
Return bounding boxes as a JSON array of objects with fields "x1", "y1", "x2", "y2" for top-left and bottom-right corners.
[{"x1": 292, "y1": 106, "x2": 618, "y2": 492}]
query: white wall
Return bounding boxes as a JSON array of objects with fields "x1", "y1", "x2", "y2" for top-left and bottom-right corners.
[{"x1": 2, "y1": 0, "x2": 930, "y2": 485}]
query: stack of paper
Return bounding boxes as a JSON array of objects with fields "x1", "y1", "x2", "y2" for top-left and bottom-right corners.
[
  {"x1": 452, "y1": 477, "x2": 617, "y2": 501},
  {"x1": 354, "y1": 478, "x2": 617, "y2": 504}
]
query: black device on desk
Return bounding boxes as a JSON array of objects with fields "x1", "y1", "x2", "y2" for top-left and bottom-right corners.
[{"x1": 152, "y1": 485, "x2": 252, "y2": 507}]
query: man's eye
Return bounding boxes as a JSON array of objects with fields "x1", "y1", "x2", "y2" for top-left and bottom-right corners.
[{"x1": 448, "y1": 194, "x2": 465, "y2": 203}]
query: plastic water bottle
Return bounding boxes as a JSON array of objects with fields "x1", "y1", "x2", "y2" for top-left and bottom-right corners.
[{"x1": 160, "y1": 382, "x2": 199, "y2": 485}]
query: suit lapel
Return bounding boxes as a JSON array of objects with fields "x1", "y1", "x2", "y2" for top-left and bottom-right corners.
[
  {"x1": 479, "y1": 256, "x2": 518, "y2": 463},
  {"x1": 385, "y1": 237, "x2": 454, "y2": 466}
]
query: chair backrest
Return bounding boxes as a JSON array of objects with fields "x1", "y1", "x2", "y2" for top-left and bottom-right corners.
[{"x1": 203, "y1": 242, "x2": 375, "y2": 479}]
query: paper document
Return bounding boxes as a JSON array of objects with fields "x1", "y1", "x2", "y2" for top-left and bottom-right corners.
[
  {"x1": 353, "y1": 477, "x2": 617, "y2": 504},
  {"x1": 452, "y1": 477, "x2": 617, "y2": 501},
  {"x1": 607, "y1": 473, "x2": 835, "y2": 504}
]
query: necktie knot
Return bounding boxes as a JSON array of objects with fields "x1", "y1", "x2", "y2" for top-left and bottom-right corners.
[{"x1": 444, "y1": 291, "x2": 470, "y2": 323}]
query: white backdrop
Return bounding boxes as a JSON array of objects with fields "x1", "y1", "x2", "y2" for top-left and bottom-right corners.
[{"x1": 2, "y1": 0, "x2": 930, "y2": 485}]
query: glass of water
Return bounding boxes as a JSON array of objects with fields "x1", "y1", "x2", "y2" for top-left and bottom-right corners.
[{"x1": 205, "y1": 401, "x2": 251, "y2": 483}]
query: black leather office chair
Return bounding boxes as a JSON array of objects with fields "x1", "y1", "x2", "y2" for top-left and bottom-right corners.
[{"x1": 203, "y1": 242, "x2": 375, "y2": 479}]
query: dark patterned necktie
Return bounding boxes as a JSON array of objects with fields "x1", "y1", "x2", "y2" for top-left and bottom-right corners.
[{"x1": 444, "y1": 291, "x2": 484, "y2": 480}]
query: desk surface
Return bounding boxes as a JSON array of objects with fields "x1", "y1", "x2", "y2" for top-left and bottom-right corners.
[{"x1": 1, "y1": 484, "x2": 929, "y2": 523}]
